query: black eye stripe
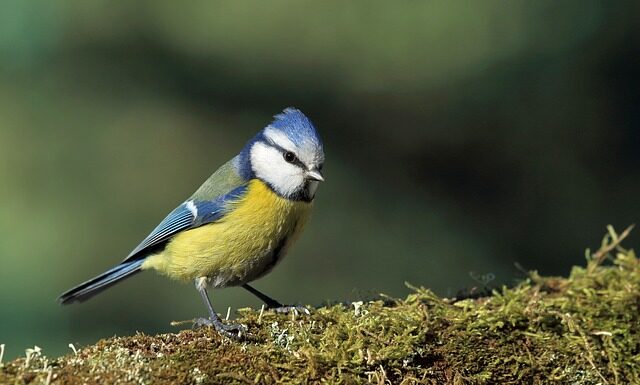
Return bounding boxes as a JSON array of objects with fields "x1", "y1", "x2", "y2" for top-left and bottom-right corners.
[
  {"x1": 285, "y1": 153, "x2": 305, "y2": 168},
  {"x1": 266, "y1": 140, "x2": 305, "y2": 168},
  {"x1": 266, "y1": 141, "x2": 290, "y2": 155}
]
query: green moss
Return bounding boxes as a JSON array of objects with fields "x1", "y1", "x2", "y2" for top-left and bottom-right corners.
[{"x1": 2, "y1": 226, "x2": 639, "y2": 384}]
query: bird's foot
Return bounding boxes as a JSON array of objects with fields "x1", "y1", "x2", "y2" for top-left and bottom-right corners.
[
  {"x1": 268, "y1": 305, "x2": 311, "y2": 315},
  {"x1": 193, "y1": 317, "x2": 247, "y2": 340}
]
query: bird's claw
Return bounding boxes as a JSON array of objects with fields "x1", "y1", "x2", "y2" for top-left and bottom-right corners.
[
  {"x1": 193, "y1": 317, "x2": 247, "y2": 339},
  {"x1": 192, "y1": 317, "x2": 215, "y2": 329}
]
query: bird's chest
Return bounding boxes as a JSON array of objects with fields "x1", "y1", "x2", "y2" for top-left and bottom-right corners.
[
  {"x1": 166, "y1": 180, "x2": 312, "y2": 285},
  {"x1": 225, "y1": 181, "x2": 311, "y2": 261}
]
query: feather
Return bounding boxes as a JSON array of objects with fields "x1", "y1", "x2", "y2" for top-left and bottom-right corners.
[
  {"x1": 124, "y1": 184, "x2": 248, "y2": 262},
  {"x1": 58, "y1": 260, "x2": 144, "y2": 304},
  {"x1": 58, "y1": 162, "x2": 249, "y2": 305}
]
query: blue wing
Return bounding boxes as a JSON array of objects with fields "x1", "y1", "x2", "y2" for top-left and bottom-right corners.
[{"x1": 123, "y1": 184, "x2": 247, "y2": 262}]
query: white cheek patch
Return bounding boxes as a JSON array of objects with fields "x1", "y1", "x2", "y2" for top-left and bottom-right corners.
[{"x1": 250, "y1": 142, "x2": 304, "y2": 197}]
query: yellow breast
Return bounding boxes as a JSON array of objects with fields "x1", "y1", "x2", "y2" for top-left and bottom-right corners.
[{"x1": 141, "y1": 179, "x2": 312, "y2": 286}]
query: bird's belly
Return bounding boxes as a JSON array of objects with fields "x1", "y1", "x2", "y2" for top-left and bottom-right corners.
[{"x1": 142, "y1": 180, "x2": 312, "y2": 286}]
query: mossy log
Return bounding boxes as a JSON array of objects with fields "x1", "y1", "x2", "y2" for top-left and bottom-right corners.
[{"x1": 2, "y1": 226, "x2": 639, "y2": 384}]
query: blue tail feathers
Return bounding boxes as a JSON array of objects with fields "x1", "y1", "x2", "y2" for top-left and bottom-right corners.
[{"x1": 58, "y1": 260, "x2": 144, "y2": 305}]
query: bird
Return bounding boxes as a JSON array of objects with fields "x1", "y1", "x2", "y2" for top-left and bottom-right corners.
[{"x1": 58, "y1": 108, "x2": 325, "y2": 338}]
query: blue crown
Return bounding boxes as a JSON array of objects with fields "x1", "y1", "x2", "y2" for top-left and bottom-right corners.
[
  {"x1": 269, "y1": 108, "x2": 322, "y2": 147},
  {"x1": 237, "y1": 108, "x2": 323, "y2": 180}
]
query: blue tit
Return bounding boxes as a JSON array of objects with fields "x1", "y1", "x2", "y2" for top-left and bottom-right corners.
[{"x1": 59, "y1": 108, "x2": 325, "y2": 338}]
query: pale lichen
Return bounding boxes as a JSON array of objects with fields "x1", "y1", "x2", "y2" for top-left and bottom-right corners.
[{"x1": 1, "y1": 226, "x2": 638, "y2": 384}]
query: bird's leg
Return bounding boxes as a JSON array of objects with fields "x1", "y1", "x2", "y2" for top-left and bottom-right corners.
[
  {"x1": 242, "y1": 283, "x2": 310, "y2": 315},
  {"x1": 242, "y1": 283, "x2": 283, "y2": 307},
  {"x1": 193, "y1": 279, "x2": 246, "y2": 339}
]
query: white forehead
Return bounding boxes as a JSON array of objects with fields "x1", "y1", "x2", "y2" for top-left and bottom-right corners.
[
  {"x1": 263, "y1": 127, "x2": 324, "y2": 166},
  {"x1": 264, "y1": 127, "x2": 296, "y2": 151}
]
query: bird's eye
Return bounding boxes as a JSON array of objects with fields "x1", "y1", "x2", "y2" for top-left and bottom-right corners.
[{"x1": 283, "y1": 151, "x2": 296, "y2": 163}]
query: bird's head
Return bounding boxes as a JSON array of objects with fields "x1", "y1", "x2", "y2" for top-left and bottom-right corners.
[{"x1": 240, "y1": 108, "x2": 325, "y2": 202}]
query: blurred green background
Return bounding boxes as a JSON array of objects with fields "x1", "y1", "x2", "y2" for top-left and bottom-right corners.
[{"x1": 1, "y1": 1, "x2": 639, "y2": 359}]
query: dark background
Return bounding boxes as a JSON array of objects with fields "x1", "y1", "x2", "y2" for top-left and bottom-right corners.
[{"x1": 0, "y1": 1, "x2": 638, "y2": 359}]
